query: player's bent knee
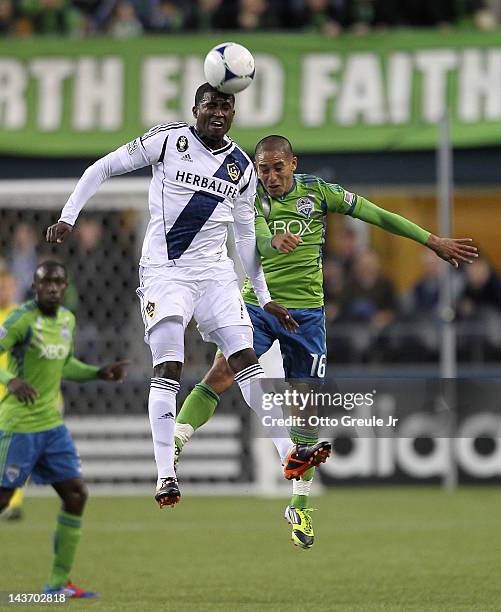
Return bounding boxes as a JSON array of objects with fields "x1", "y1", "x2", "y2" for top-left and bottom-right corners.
[
  {"x1": 153, "y1": 361, "x2": 182, "y2": 381},
  {"x1": 227, "y1": 347, "x2": 258, "y2": 373},
  {"x1": 56, "y1": 479, "x2": 88, "y2": 515},
  {"x1": 203, "y1": 356, "x2": 235, "y2": 394},
  {"x1": 67, "y1": 484, "x2": 88, "y2": 514}
]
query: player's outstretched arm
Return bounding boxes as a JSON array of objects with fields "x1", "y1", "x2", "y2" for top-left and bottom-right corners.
[
  {"x1": 62, "y1": 357, "x2": 129, "y2": 383},
  {"x1": 46, "y1": 128, "x2": 163, "y2": 243},
  {"x1": 0, "y1": 311, "x2": 37, "y2": 403},
  {"x1": 97, "y1": 360, "x2": 129, "y2": 383},
  {"x1": 352, "y1": 197, "x2": 478, "y2": 267},
  {"x1": 425, "y1": 235, "x2": 478, "y2": 268}
]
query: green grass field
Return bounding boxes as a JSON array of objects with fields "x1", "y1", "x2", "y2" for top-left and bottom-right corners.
[{"x1": 2, "y1": 487, "x2": 500, "y2": 611}]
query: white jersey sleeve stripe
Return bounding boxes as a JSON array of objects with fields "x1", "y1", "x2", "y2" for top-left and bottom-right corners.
[{"x1": 141, "y1": 122, "x2": 187, "y2": 142}]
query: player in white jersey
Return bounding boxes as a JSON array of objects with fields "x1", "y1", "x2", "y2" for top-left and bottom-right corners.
[{"x1": 46, "y1": 83, "x2": 332, "y2": 507}]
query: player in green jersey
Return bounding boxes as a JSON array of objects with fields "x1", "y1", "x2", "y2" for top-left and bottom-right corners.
[
  {"x1": 174, "y1": 135, "x2": 477, "y2": 549},
  {"x1": 0, "y1": 261, "x2": 128, "y2": 597}
]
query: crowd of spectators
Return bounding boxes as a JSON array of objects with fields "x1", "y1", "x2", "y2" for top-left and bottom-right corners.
[
  {"x1": 1, "y1": 219, "x2": 501, "y2": 365},
  {"x1": 323, "y1": 226, "x2": 501, "y2": 363},
  {"x1": 0, "y1": 215, "x2": 137, "y2": 364},
  {"x1": 1, "y1": 0, "x2": 500, "y2": 38}
]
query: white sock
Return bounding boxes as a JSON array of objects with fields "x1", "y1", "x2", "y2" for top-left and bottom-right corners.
[
  {"x1": 234, "y1": 364, "x2": 292, "y2": 461},
  {"x1": 148, "y1": 377, "x2": 180, "y2": 484},
  {"x1": 293, "y1": 475, "x2": 314, "y2": 497},
  {"x1": 174, "y1": 422, "x2": 194, "y2": 446}
]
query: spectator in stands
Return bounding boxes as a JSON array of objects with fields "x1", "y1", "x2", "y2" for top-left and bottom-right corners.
[
  {"x1": 339, "y1": 249, "x2": 397, "y2": 330},
  {"x1": 333, "y1": 225, "x2": 359, "y2": 278},
  {"x1": 346, "y1": 0, "x2": 405, "y2": 31},
  {"x1": 0, "y1": 0, "x2": 15, "y2": 35},
  {"x1": 224, "y1": 0, "x2": 278, "y2": 31},
  {"x1": 348, "y1": 0, "x2": 374, "y2": 33},
  {"x1": 0, "y1": 271, "x2": 17, "y2": 321},
  {"x1": 185, "y1": 0, "x2": 228, "y2": 30},
  {"x1": 472, "y1": 0, "x2": 499, "y2": 30},
  {"x1": 323, "y1": 256, "x2": 344, "y2": 324},
  {"x1": 409, "y1": 249, "x2": 442, "y2": 317},
  {"x1": 284, "y1": 0, "x2": 345, "y2": 35},
  {"x1": 149, "y1": 0, "x2": 184, "y2": 32},
  {"x1": 107, "y1": 0, "x2": 143, "y2": 36},
  {"x1": 20, "y1": 0, "x2": 84, "y2": 35},
  {"x1": 8, "y1": 223, "x2": 38, "y2": 303},
  {"x1": 458, "y1": 257, "x2": 501, "y2": 320},
  {"x1": 402, "y1": 0, "x2": 457, "y2": 27}
]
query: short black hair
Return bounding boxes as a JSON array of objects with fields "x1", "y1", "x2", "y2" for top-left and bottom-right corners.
[
  {"x1": 34, "y1": 260, "x2": 67, "y2": 280},
  {"x1": 194, "y1": 82, "x2": 235, "y2": 107},
  {"x1": 254, "y1": 135, "x2": 294, "y2": 157}
]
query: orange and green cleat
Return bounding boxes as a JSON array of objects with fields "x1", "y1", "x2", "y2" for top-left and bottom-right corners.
[
  {"x1": 44, "y1": 581, "x2": 98, "y2": 598},
  {"x1": 283, "y1": 441, "x2": 332, "y2": 480},
  {"x1": 155, "y1": 477, "x2": 181, "y2": 508}
]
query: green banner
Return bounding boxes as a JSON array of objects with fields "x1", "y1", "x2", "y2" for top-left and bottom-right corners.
[{"x1": 1, "y1": 31, "x2": 501, "y2": 157}]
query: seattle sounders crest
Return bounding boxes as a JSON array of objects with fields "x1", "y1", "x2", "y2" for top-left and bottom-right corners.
[{"x1": 296, "y1": 197, "x2": 314, "y2": 218}]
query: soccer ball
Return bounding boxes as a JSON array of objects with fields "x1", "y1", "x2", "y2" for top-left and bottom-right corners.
[{"x1": 204, "y1": 42, "x2": 255, "y2": 95}]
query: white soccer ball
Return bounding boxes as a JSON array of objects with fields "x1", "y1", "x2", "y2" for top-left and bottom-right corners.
[{"x1": 204, "y1": 42, "x2": 255, "y2": 95}]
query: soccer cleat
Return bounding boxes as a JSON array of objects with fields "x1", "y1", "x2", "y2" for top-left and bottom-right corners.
[
  {"x1": 44, "y1": 581, "x2": 98, "y2": 598},
  {"x1": 284, "y1": 505, "x2": 315, "y2": 549},
  {"x1": 283, "y1": 441, "x2": 332, "y2": 480},
  {"x1": 0, "y1": 506, "x2": 23, "y2": 521},
  {"x1": 155, "y1": 477, "x2": 181, "y2": 508}
]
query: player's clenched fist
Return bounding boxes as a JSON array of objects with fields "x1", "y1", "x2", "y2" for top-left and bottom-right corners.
[
  {"x1": 46, "y1": 221, "x2": 73, "y2": 244},
  {"x1": 271, "y1": 232, "x2": 302, "y2": 254}
]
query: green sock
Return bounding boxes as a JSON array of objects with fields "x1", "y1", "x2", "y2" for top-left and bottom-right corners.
[
  {"x1": 176, "y1": 383, "x2": 219, "y2": 431},
  {"x1": 47, "y1": 511, "x2": 82, "y2": 589},
  {"x1": 289, "y1": 427, "x2": 318, "y2": 509}
]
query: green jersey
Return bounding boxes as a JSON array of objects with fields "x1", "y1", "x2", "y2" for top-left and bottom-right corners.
[
  {"x1": 241, "y1": 174, "x2": 430, "y2": 309},
  {"x1": 0, "y1": 301, "x2": 99, "y2": 433},
  {"x1": 242, "y1": 174, "x2": 359, "y2": 308}
]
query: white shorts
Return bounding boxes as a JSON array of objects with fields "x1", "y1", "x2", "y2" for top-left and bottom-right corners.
[{"x1": 136, "y1": 260, "x2": 252, "y2": 346}]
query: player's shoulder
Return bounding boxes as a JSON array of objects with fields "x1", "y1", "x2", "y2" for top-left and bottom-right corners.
[
  {"x1": 3, "y1": 300, "x2": 38, "y2": 326},
  {"x1": 57, "y1": 306, "x2": 76, "y2": 327},
  {"x1": 296, "y1": 174, "x2": 344, "y2": 194},
  {"x1": 226, "y1": 139, "x2": 253, "y2": 170},
  {"x1": 58, "y1": 305, "x2": 75, "y2": 317},
  {"x1": 141, "y1": 121, "x2": 188, "y2": 142}
]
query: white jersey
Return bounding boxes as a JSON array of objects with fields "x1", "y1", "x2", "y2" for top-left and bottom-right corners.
[
  {"x1": 127, "y1": 123, "x2": 256, "y2": 267},
  {"x1": 59, "y1": 122, "x2": 271, "y2": 307}
]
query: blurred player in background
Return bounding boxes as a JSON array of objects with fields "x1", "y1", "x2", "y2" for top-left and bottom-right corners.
[
  {"x1": 0, "y1": 261, "x2": 128, "y2": 597},
  {"x1": 46, "y1": 83, "x2": 331, "y2": 510},
  {"x1": 0, "y1": 270, "x2": 23, "y2": 520},
  {"x1": 175, "y1": 134, "x2": 478, "y2": 549}
]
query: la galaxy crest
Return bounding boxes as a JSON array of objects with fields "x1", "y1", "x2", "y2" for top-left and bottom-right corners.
[
  {"x1": 176, "y1": 136, "x2": 188, "y2": 153},
  {"x1": 226, "y1": 162, "x2": 240, "y2": 182},
  {"x1": 296, "y1": 197, "x2": 314, "y2": 218},
  {"x1": 145, "y1": 301, "x2": 156, "y2": 318}
]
